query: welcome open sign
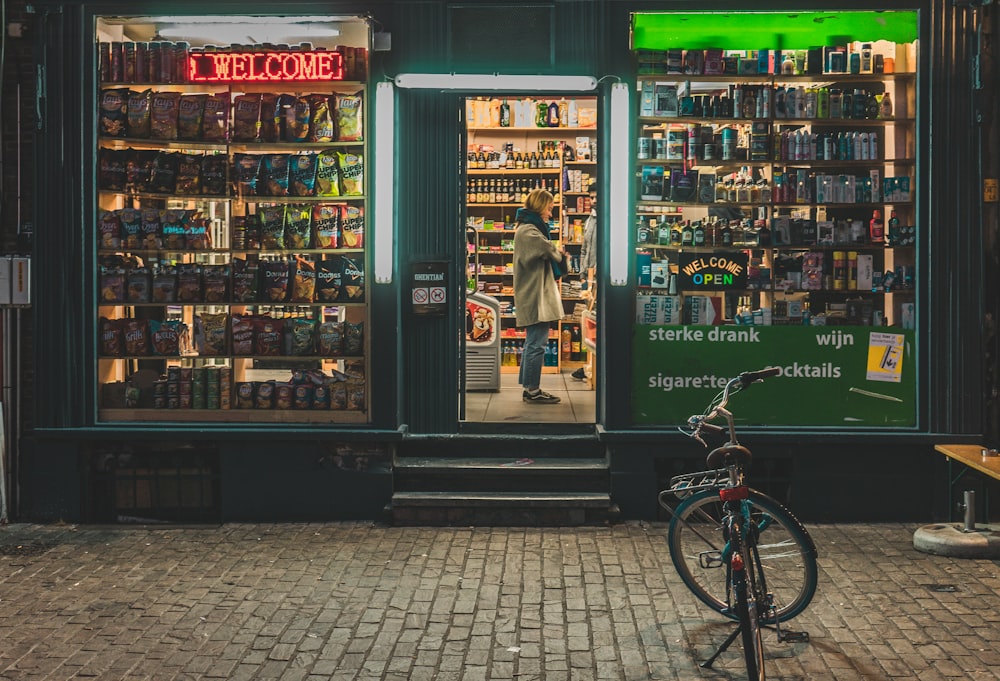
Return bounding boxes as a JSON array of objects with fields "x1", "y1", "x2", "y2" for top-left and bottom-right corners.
[{"x1": 676, "y1": 251, "x2": 748, "y2": 289}]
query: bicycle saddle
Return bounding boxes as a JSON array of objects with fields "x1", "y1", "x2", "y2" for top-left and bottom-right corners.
[{"x1": 706, "y1": 444, "x2": 753, "y2": 469}]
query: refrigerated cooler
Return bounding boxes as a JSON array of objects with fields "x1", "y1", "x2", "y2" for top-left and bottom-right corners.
[{"x1": 465, "y1": 291, "x2": 500, "y2": 391}]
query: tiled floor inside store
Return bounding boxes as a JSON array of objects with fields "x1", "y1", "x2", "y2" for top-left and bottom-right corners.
[{"x1": 463, "y1": 371, "x2": 596, "y2": 424}]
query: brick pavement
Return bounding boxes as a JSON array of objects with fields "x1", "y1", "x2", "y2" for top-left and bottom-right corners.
[{"x1": 0, "y1": 522, "x2": 998, "y2": 680}]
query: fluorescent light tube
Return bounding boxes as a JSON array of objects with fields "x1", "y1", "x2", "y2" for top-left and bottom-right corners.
[
  {"x1": 609, "y1": 82, "x2": 630, "y2": 287},
  {"x1": 394, "y1": 73, "x2": 597, "y2": 91},
  {"x1": 374, "y1": 82, "x2": 395, "y2": 284}
]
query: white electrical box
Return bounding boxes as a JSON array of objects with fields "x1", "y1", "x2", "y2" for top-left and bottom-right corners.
[{"x1": 11, "y1": 257, "x2": 30, "y2": 305}]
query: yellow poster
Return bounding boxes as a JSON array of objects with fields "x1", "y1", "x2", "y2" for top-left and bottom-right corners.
[{"x1": 866, "y1": 332, "x2": 905, "y2": 383}]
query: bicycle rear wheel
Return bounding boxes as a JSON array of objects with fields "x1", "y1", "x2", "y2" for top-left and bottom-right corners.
[{"x1": 666, "y1": 488, "x2": 817, "y2": 623}]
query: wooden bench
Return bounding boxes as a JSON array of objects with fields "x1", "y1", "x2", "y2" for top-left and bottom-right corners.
[{"x1": 935, "y1": 444, "x2": 1000, "y2": 522}]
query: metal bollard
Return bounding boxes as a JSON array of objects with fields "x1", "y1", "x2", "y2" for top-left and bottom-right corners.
[{"x1": 963, "y1": 490, "x2": 976, "y2": 532}]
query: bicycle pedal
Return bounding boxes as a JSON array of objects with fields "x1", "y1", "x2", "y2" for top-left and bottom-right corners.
[
  {"x1": 698, "y1": 551, "x2": 724, "y2": 568},
  {"x1": 778, "y1": 630, "x2": 809, "y2": 643}
]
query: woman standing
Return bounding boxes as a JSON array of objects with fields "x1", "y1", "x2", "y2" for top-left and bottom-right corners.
[{"x1": 513, "y1": 188, "x2": 567, "y2": 404}]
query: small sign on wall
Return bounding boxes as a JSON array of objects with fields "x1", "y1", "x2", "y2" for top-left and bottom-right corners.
[{"x1": 411, "y1": 261, "x2": 449, "y2": 316}]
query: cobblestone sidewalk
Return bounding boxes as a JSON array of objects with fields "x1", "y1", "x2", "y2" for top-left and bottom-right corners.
[{"x1": 0, "y1": 522, "x2": 997, "y2": 680}]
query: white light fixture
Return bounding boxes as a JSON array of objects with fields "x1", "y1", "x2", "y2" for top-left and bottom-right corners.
[
  {"x1": 394, "y1": 73, "x2": 597, "y2": 91},
  {"x1": 158, "y1": 23, "x2": 340, "y2": 43},
  {"x1": 609, "y1": 82, "x2": 630, "y2": 287},
  {"x1": 374, "y1": 81, "x2": 395, "y2": 284}
]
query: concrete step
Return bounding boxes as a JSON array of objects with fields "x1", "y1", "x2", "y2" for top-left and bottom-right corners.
[
  {"x1": 393, "y1": 456, "x2": 609, "y2": 493},
  {"x1": 387, "y1": 491, "x2": 618, "y2": 527}
]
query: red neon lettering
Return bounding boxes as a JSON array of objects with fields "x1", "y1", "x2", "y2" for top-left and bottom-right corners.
[{"x1": 187, "y1": 50, "x2": 345, "y2": 82}]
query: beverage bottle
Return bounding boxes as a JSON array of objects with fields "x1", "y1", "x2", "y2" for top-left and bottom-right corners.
[
  {"x1": 516, "y1": 342, "x2": 523, "y2": 366},
  {"x1": 558, "y1": 98, "x2": 569, "y2": 126},
  {"x1": 887, "y1": 210, "x2": 901, "y2": 245},
  {"x1": 869, "y1": 209, "x2": 884, "y2": 243},
  {"x1": 561, "y1": 327, "x2": 572, "y2": 360},
  {"x1": 681, "y1": 220, "x2": 694, "y2": 246},
  {"x1": 879, "y1": 91, "x2": 893, "y2": 118},
  {"x1": 720, "y1": 220, "x2": 733, "y2": 246}
]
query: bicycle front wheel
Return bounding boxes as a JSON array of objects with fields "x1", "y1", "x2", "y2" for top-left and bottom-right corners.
[{"x1": 666, "y1": 488, "x2": 817, "y2": 623}]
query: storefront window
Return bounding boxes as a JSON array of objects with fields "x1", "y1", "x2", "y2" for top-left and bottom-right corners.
[
  {"x1": 95, "y1": 15, "x2": 372, "y2": 423},
  {"x1": 629, "y1": 11, "x2": 918, "y2": 427}
]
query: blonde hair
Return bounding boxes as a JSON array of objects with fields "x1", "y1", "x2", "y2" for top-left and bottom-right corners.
[{"x1": 524, "y1": 188, "x2": 554, "y2": 213}]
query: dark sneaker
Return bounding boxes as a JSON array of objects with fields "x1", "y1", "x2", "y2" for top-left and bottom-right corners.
[
  {"x1": 523, "y1": 390, "x2": 561, "y2": 404},
  {"x1": 571, "y1": 368, "x2": 586, "y2": 381}
]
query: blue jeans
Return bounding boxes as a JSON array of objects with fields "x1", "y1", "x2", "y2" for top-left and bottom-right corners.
[{"x1": 518, "y1": 321, "x2": 549, "y2": 391}]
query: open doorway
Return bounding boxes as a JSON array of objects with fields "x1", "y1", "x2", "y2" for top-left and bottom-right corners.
[{"x1": 459, "y1": 95, "x2": 598, "y2": 425}]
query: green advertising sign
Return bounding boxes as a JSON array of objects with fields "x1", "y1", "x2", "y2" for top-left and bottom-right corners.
[{"x1": 632, "y1": 325, "x2": 916, "y2": 427}]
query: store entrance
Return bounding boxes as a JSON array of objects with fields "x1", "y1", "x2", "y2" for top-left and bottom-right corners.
[{"x1": 459, "y1": 94, "x2": 598, "y2": 424}]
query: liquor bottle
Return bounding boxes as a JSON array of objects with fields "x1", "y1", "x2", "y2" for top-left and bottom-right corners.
[
  {"x1": 887, "y1": 210, "x2": 901, "y2": 245},
  {"x1": 670, "y1": 221, "x2": 683, "y2": 246},
  {"x1": 719, "y1": 219, "x2": 733, "y2": 246},
  {"x1": 692, "y1": 221, "x2": 706, "y2": 246},
  {"x1": 500, "y1": 99, "x2": 511, "y2": 127},
  {"x1": 869, "y1": 209, "x2": 884, "y2": 243},
  {"x1": 681, "y1": 220, "x2": 694, "y2": 246}
]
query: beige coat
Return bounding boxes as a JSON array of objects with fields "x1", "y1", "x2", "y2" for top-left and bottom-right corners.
[{"x1": 513, "y1": 223, "x2": 564, "y2": 327}]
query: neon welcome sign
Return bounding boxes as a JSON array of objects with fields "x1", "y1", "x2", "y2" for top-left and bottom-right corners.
[{"x1": 188, "y1": 50, "x2": 344, "y2": 82}]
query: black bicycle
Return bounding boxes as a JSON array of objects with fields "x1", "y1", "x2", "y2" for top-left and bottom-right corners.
[{"x1": 660, "y1": 368, "x2": 818, "y2": 680}]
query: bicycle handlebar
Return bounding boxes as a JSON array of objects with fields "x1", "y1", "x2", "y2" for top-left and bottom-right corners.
[{"x1": 681, "y1": 367, "x2": 779, "y2": 446}]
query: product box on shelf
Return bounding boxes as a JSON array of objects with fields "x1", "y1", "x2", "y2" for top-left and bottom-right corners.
[
  {"x1": 684, "y1": 295, "x2": 723, "y2": 325},
  {"x1": 635, "y1": 294, "x2": 682, "y2": 325}
]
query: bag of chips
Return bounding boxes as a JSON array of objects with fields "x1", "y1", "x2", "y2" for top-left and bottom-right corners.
[
  {"x1": 289, "y1": 153, "x2": 318, "y2": 196},
  {"x1": 253, "y1": 317, "x2": 284, "y2": 356},
  {"x1": 123, "y1": 319, "x2": 151, "y2": 356},
  {"x1": 201, "y1": 93, "x2": 230, "y2": 142},
  {"x1": 119, "y1": 208, "x2": 143, "y2": 249},
  {"x1": 261, "y1": 154, "x2": 290, "y2": 197},
  {"x1": 231, "y1": 314, "x2": 256, "y2": 355},
  {"x1": 261, "y1": 260, "x2": 290, "y2": 302},
  {"x1": 200, "y1": 154, "x2": 227, "y2": 195},
  {"x1": 259, "y1": 205, "x2": 286, "y2": 250},
  {"x1": 232, "y1": 94, "x2": 262, "y2": 142},
  {"x1": 176, "y1": 263, "x2": 203, "y2": 303},
  {"x1": 161, "y1": 209, "x2": 189, "y2": 250},
  {"x1": 337, "y1": 152, "x2": 364, "y2": 195},
  {"x1": 100, "y1": 317, "x2": 124, "y2": 356},
  {"x1": 285, "y1": 96, "x2": 311, "y2": 142},
  {"x1": 232, "y1": 153, "x2": 263, "y2": 197},
  {"x1": 126, "y1": 148, "x2": 157, "y2": 192},
  {"x1": 177, "y1": 94, "x2": 207, "y2": 140},
  {"x1": 308, "y1": 94, "x2": 335, "y2": 142},
  {"x1": 152, "y1": 265, "x2": 178, "y2": 302},
  {"x1": 202, "y1": 264, "x2": 231, "y2": 303},
  {"x1": 150, "y1": 319, "x2": 184, "y2": 356},
  {"x1": 98, "y1": 210, "x2": 122, "y2": 249},
  {"x1": 195, "y1": 312, "x2": 228, "y2": 355},
  {"x1": 340, "y1": 205, "x2": 364, "y2": 248},
  {"x1": 99, "y1": 88, "x2": 129, "y2": 137},
  {"x1": 98, "y1": 148, "x2": 127, "y2": 191},
  {"x1": 313, "y1": 204, "x2": 340, "y2": 249},
  {"x1": 317, "y1": 321, "x2": 344, "y2": 356},
  {"x1": 126, "y1": 89, "x2": 152, "y2": 138},
  {"x1": 185, "y1": 216, "x2": 212, "y2": 250},
  {"x1": 344, "y1": 321, "x2": 364, "y2": 355},
  {"x1": 335, "y1": 92, "x2": 364, "y2": 141},
  {"x1": 141, "y1": 208, "x2": 163, "y2": 249},
  {"x1": 100, "y1": 267, "x2": 126, "y2": 303},
  {"x1": 259, "y1": 93, "x2": 280, "y2": 142},
  {"x1": 231, "y1": 257, "x2": 260, "y2": 303},
  {"x1": 288, "y1": 318, "x2": 316, "y2": 356},
  {"x1": 149, "y1": 151, "x2": 180, "y2": 193},
  {"x1": 150, "y1": 92, "x2": 182, "y2": 140},
  {"x1": 284, "y1": 205, "x2": 313, "y2": 249},
  {"x1": 316, "y1": 258, "x2": 342, "y2": 302},
  {"x1": 126, "y1": 267, "x2": 152, "y2": 303},
  {"x1": 315, "y1": 150, "x2": 340, "y2": 197},
  {"x1": 289, "y1": 257, "x2": 316, "y2": 303},
  {"x1": 340, "y1": 256, "x2": 365, "y2": 302},
  {"x1": 175, "y1": 153, "x2": 202, "y2": 195}
]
